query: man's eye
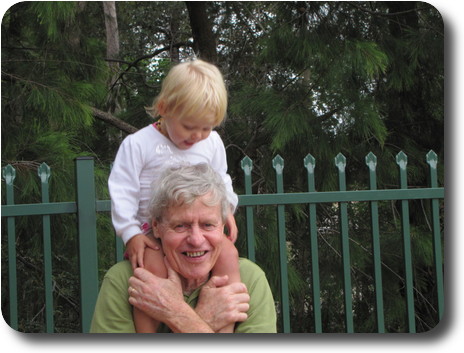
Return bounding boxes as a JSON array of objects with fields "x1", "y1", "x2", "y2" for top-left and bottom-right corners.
[
  {"x1": 174, "y1": 224, "x2": 187, "y2": 232},
  {"x1": 203, "y1": 223, "x2": 216, "y2": 230}
]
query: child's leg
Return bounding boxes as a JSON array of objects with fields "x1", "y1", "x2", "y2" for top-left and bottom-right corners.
[
  {"x1": 212, "y1": 238, "x2": 241, "y2": 333},
  {"x1": 133, "y1": 236, "x2": 167, "y2": 333}
]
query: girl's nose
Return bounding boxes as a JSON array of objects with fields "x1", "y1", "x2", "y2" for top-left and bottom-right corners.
[{"x1": 191, "y1": 131, "x2": 201, "y2": 142}]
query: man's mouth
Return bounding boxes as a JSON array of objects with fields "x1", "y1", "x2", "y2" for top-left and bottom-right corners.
[{"x1": 184, "y1": 251, "x2": 206, "y2": 258}]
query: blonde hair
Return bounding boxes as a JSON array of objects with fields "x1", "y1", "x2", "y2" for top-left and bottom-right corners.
[{"x1": 147, "y1": 60, "x2": 228, "y2": 126}]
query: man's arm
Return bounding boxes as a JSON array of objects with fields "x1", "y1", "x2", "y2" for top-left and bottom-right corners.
[
  {"x1": 193, "y1": 259, "x2": 276, "y2": 333},
  {"x1": 194, "y1": 275, "x2": 250, "y2": 332},
  {"x1": 129, "y1": 264, "x2": 217, "y2": 333},
  {"x1": 159, "y1": 303, "x2": 214, "y2": 333}
]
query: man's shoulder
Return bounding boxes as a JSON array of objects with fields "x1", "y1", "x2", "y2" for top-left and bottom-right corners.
[
  {"x1": 238, "y1": 257, "x2": 262, "y2": 270},
  {"x1": 105, "y1": 260, "x2": 132, "y2": 282},
  {"x1": 238, "y1": 258, "x2": 266, "y2": 282}
]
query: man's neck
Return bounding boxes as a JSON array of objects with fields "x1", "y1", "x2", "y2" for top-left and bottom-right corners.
[{"x1": 182, "y1": 275, "x2": 209, "y2": 296}]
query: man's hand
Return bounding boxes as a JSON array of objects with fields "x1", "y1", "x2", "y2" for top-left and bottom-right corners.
[
  {"x1": 128, "y1": 259, "x2": 214, "y2": 333},
  {"x1": 195, "y1": 275, "x2": 250, "y2": 332},
  {"x1": 125, "y1": 234, "x2": 160, "y2": 269},
  {"x1": 128, "y1": 259, "x2": 184, "y2": 322}
]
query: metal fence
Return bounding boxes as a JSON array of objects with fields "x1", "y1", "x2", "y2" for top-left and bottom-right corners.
[{"x1": 1, "y1": 151, "x2": 444, "y2": 333}]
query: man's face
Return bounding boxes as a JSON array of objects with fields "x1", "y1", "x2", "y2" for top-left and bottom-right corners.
[{"x1": 153, "y1": 194, "x2": 225, "y2": 286}]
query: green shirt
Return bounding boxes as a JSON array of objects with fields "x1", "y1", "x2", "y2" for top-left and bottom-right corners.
[{"x1": 90, "y1": 258, "x2": 277, "y2": 333}]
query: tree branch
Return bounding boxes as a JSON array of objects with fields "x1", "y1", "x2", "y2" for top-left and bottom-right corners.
[{"x1": 91, "y1": 107, "x2": 138, "y2": 134}]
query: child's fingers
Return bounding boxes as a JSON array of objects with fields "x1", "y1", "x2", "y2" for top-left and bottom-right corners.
[
  {"x1": 130, "y1": 254, "x2": 138, "y2": 270},
  {"x1": 206, "y1": 275, "x2": 229, "y2": 288},
  {"x1": 145, "y1": 237, "x2": 160, "y2": 250},
  {"x1": 137, "y1": 249, "x2": 145, "y2": 268}
]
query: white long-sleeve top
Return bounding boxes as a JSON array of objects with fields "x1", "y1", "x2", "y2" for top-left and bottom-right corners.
[{"x1": 108, "y1": 124, "x2": 238, "y2": 245}]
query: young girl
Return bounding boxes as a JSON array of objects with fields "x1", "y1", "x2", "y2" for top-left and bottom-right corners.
[{"x1": 108, "y1": 59, "x2": 240, "y2": 333}]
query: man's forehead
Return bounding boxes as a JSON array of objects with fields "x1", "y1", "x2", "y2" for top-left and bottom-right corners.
[{"x1": 164, "y1": 200, "x2": 221, "y2": 221}]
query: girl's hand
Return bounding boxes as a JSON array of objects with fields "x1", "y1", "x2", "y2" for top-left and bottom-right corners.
[{"x1": 125, "y1": 234, "x2": 160, "y2": 269}]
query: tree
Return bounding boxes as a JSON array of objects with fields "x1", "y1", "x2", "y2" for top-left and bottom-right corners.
[{"x1": 185, "y1": 1, "x2": 218, "y2": 63}]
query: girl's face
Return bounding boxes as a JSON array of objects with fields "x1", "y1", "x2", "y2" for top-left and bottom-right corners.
[{"x1": 162, "y1": 112, "x2": 215, "y2": 150}]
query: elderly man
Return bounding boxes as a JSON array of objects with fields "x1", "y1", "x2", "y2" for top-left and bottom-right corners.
[{"x1": 90, "y1": 164, "x2": 277, "y2": 333}]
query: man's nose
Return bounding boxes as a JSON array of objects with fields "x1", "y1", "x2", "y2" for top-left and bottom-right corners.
[{"x1": 187, "y1": 225, "x2": 204, "y2": 245}]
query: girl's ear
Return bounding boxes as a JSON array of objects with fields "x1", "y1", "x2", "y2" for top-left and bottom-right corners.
[{"x1": 157, "y1": 99, "x2": 166, "y2": 116}]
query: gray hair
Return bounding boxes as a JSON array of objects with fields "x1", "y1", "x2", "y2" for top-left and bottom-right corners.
[{"x1": 149, "y1": 163, "x2": 230, "y2": 222}]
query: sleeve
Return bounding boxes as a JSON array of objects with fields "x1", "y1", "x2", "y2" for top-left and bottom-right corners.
[
  {"x1": 108, "y1": 134, "x2": 144, "y2": 244},
  {"x1": 235, "y1": 260, "x2": 277, "y2": 333},
  {"x1": 210, "y1": 133, "x2": 239, "y2": 212},
  {"x1": 90, "y1": 262, "x2": 136, "y2": 333}
]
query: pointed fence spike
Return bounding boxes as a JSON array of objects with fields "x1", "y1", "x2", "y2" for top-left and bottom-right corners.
[
  {"x1": 334, "y1": 153, "x2": 346, "y2": 171},
  {"x1": 426, "y1": 150, "x2": 438, "y2": 169},
  {"x1": 2, "y1": 164, "x2": 16, "y2": 185},
  {"x1": 365, "y1": 152, "x2": 377, "y2": 171},
  {"x1": 396, "y1": 151, "x2": 408, "y2": 170},
  {"x1": 38, "y1": 163, "x2": 51, "y2": 183},
  {"x1": 304, "y1": 154, "x2": 316, "y2": 173},
  {"x1": 272, "y1": 155, "x2": 284, "y2": 174},
  {"x1": 240, "y1": 156, "x2": 253, "y2": 175}
]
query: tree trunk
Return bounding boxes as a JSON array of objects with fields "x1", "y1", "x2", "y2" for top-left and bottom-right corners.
[
  {"x1": 103, "y1": 1, "x2": 121, "y2": 114},
  {"x1": 185, "y1": 1, "x2": 217, "y2": 63}
]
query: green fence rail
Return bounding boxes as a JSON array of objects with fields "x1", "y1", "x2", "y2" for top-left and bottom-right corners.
[{"x1": 1, "y1": 151, "x2": 444, "y2": 333}]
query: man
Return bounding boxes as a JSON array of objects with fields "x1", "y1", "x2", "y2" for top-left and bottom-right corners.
[{"x1": 90, "y1": 164, "x2": 277, "y2": 333}]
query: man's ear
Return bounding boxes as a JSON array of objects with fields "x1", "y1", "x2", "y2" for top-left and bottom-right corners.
[{"x1": 152, "y1": 219, "x2": 161, "y2": 239}]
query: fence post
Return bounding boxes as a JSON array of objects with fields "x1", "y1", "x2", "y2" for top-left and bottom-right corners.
[
  {"x1": 75, "y1": 157, "x2": 99, "y2": 333},
  {"x1": 304, "y1": 154, "x2": 322, "y2": 333},
  {"x1": 365, "y1": 152, "x2": 385, "y2": 333},
  {"x1": 426, "y1": 150, "x2": 444, "y2": 320},
  {"x1": 272, "y1": 155, "x2": 291, "y2": 333},
  {"x1": 240, "y1": 156, "x2": 256, "y2": 262},
  {"x1": 2, "y1": 164, "x2": 18, "y2": 330},
  {"x1": 335, "y1": 153, "x2": 354, "y2": 333},
  {"x1": 396, "y1": 151, "x2": 416, "y2": 333},
  {"x1": 38, "y1": 163, "x2": 54, "y2": 332}
]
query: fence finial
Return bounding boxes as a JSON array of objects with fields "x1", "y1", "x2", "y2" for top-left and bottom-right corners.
[
  {"x1": 365, "y1": 152, "x2": 377, "y2": 171},
  {"x1": 334, "y1": 153, "x2": 346, "y2": 171},
  {"x1": 2, "y1": 164, "x2": 16, "y2": 185},
  {"x1": 304, "y1": 154, "x2": 316, "y2": 173},
  {"x1": 396, "y1": 151, "x2": 408, "y2": 170},
  {"x1": 272, "y1": 155, "x2": 284, "y2": 174},
  {"x1": 426, "y1": 150, "x2": 438, "y2": 169},
  {"x1": 38, "y1": 163, "x2": 51, "y2": 183},
  {"x1": 241, "y1": 156, "x2": 253, "y2": 175}
]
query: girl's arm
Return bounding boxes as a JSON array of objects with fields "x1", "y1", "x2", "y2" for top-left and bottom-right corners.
[
  {"x1": 109, "y1": 135, "x2": 144, "y2": 245},
  {"x1": 133, "y1": 246, "x2": 167, "y2": 332}
]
